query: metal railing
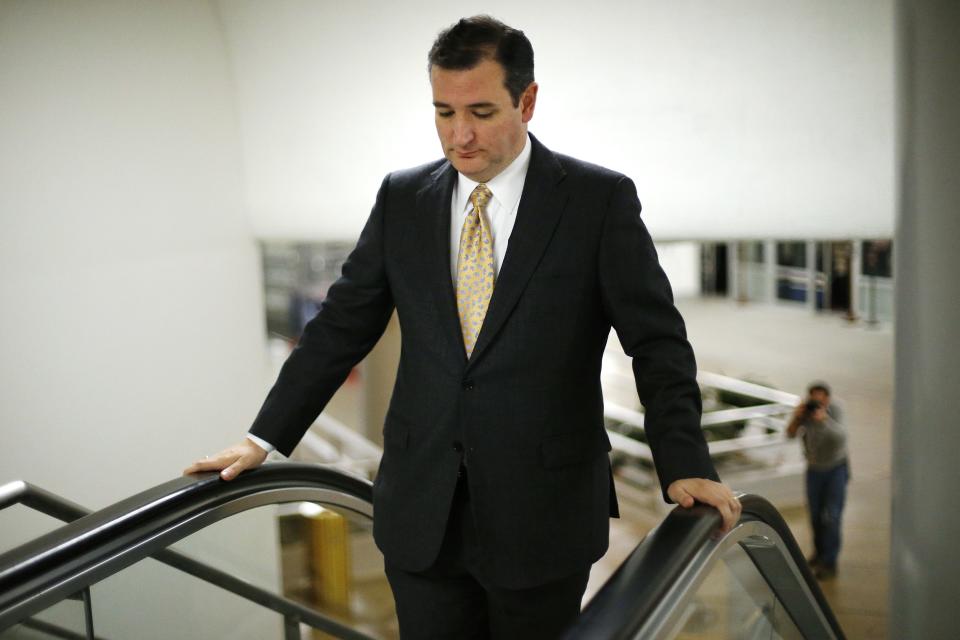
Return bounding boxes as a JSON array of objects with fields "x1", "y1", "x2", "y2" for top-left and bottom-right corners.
[
  {"x1": 603, "y1": 370, "x2": 801, "y2": 460},
  {"x1": 601, "y1": 368, "x2": 806, "y2": 508},
  {"x1": 0, "y1": 464, "x2": 377, "y2": 639},
  {"x1": 298, "y1": 412, "x2": 384, "y2": 476},
  {"x1": 565, "y1": 494, "x2": 845, "y2": 639},
  {"x1": 1, "y1": 466, "x2": 845, "y2": 639}
]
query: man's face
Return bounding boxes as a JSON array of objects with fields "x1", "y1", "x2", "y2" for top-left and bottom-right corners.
[
  {"x1": 810, "y1": 389, "x2": 830, "y2": 406},
  {"x1": 431, "y1": 58, "x2": 537, "y2": 183}
]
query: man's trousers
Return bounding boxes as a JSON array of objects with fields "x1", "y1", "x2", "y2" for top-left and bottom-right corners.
[
  {"x1": 384, "y1": 470, "x2": 591, "y2": 639},
  {"x1": 806, "y1": 460, "x2": 849, "y2": 569}
]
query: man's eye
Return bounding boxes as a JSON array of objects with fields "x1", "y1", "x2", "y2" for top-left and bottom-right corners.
[
  {"x1": 474, "y1": 112, "x2": 494, "y2": 119},
  {"x1": 437, "y1": 111, "x2": 454, "y2": 118}
]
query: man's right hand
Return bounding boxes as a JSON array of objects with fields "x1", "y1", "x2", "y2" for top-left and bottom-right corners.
[
  {"x1": 786, "y1": 401, "x2": 806, "y2": 438},
  {"x1": 183, "y1": 438, "x2": 268, "y2": 481},
  {"x1": 793, "y1": 401, "x2": 808, "y2": 418}
]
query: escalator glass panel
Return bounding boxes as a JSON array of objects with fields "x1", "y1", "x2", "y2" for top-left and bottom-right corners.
[
  {"x1": 1, "y1": 501, "x2": 395, "y2": 639},
  {"x1": 1, "y1": 596, "x2": 90, "y2": 639},
  {"x1": 673, "y1": 543, "x2": 802, "y2": 639}
]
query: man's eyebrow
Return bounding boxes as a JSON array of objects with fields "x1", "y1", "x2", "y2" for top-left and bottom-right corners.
[{"x1": 432, "y1": 101, "x2": 498, "y2": 109}]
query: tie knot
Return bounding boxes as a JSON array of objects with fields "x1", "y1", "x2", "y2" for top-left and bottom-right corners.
[{"x1": 471, "y1": 184, "x2": 492, "y2": 214}]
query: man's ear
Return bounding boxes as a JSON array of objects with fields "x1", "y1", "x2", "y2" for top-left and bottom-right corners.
[{"x1": 520, "y1": 82, "x2": 538, "y2": 123}]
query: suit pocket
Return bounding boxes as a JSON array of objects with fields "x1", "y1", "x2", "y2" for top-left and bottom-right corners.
[{"x1": 539, "y1": 428, "x2": 612, "y2": 469}]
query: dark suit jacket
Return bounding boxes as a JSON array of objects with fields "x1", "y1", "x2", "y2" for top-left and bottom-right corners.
[{"x1": 249, "y1": 134, "x2": 718, "y2": 589}]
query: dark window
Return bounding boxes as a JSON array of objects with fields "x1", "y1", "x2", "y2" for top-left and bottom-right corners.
[
  {"x1": 776, "y1": 242, "x2": 807, "y2": 302},
  {"x1": 700, "y1": 243, "x2": 728, "y2": 296},
  {"x1": 862, "y1": 240, "x2": 893, "y2": 277},
  {"x1": 742, "y1": 241, "x2": 764, "y2": 263},
  {"x1": 777, "y1": 242, "x2": 807, "y2": 268}
]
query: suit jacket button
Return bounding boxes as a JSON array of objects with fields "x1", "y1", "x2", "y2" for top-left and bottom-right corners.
[
  {"x1": 452, "y1": 441, "x2": 464, "y2": 453},
  {"x1": 462, "y1": 380, "x2": 474, "y2": 391}
]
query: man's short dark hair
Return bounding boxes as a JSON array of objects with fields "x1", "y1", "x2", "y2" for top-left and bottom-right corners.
[
  {"x1": 428, "y1": 15, "x2": 534, "y2": 107},
  {"x1": 808, "y1": 381, "x2": 831, "y2": 396}
]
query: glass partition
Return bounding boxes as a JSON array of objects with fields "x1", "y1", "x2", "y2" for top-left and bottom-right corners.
[
  {"x1": 272, "y1": 503, "x2": 396, "y2": 639},
  {"x1": 1, "y1": 501, "x2": 395, "y2": 640},
  {"x1": 3, "y1": 595, "x2": 91, "y2": 639},
  {"x1": 673, "y1": 542, "x2": 803, "y2": 639}
]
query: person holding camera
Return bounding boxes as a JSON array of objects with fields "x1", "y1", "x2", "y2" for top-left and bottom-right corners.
[{"x1": 786, "y1": 381, "x2": 849, "y2": 580}]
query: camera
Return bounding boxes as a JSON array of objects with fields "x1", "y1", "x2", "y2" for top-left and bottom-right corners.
[{"x1": 804, "y1": 399, "x2": 822, "y2": 414}]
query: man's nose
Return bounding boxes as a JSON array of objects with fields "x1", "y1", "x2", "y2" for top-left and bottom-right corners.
[{"x1": 452, "y1": 120, "x2": 475, "y2": 146}]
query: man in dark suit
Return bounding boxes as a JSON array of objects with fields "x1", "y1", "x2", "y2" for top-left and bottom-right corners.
[{"x1": 187, "y1": 15, "x2": 740, "y2": 639}]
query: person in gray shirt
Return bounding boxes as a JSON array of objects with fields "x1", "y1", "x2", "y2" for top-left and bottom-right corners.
[{"x1": 787, "y1": 381, "x2": 849, "y2": 579}]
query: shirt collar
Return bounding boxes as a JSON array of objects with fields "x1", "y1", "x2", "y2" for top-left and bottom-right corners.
[{"x1": 455, "y1": 133, "x2": 532, "y2": 216}]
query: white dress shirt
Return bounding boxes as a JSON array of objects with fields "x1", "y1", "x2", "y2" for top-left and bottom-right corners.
[
  {"x1": 449, "y1": 134, "x2": 532, "y2": 282},
  {"x1": 248, "y1": 135, "x2": 533, "y2": 455}
]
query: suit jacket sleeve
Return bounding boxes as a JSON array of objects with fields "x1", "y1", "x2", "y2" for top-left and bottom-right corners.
[
  {"x1": 598, "y1": 176, "x2": 718, "y2": 499},
  {"x1": 248, "y1": 175, "x2": 396, "y2": 456}
]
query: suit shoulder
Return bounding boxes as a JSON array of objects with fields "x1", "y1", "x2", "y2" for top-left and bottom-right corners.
[
  {"x1": 385, "y1": 158, "x2": 448, "y2": 190},
  {"x1": 552, "y1": 152, "x2": 640, "y2": 210},
  {"x1": 554, "y1": 153, "x2": 627, "y2": 182},
  {"x1": 547, "y1": 150, "x2": 642, "y2": 217},
  {"x1": 554, "y1": 152, "x2": 629, "y2": 186}
]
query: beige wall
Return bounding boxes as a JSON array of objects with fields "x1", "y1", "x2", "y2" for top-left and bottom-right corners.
[{"x1": 0, "y1": 1, "x2": 279, "y2": 636}]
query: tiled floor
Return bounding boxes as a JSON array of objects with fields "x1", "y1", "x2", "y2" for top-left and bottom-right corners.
[{"x1": 589, "y1": 298, "x2": 892, "y2": 639}]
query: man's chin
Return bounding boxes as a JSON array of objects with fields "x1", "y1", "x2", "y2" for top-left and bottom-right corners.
[{"x1": 449, "y1": 156, "x2": 489, "y2": 181}]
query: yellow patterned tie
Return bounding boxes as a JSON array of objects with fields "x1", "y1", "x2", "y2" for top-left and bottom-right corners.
[{"x1": 456, "y1": 184, "x2": 495, "y2": 357}]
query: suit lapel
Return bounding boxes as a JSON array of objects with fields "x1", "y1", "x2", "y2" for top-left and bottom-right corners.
[
  {"x1": 467, "y1": 135, "x2": 569, "y2": 369},
  {"x1": 415, "y1": 161, "x2": 466, "y2": 365}
]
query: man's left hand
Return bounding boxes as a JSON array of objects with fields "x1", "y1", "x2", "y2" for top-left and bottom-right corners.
[{"x1": 667, "y1": 478, "x2": 742, "y2": 533}]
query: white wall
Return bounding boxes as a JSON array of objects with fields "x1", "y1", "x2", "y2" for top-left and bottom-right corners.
[
  {"x1": 0, "y1": 1, "x2": 277, "y2": 636},
  {"x1": 655, "y1": 242, "x2": 701, "y2": 298},
  {"x1": 218, "y1": 0, "x2": 895, "y2": 242}
]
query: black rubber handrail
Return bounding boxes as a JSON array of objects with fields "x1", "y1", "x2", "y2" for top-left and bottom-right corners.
[
  {"x1": 737, "y1": 494, "x2": 843, "y2": 637},
  {"x1": 0, "y1": 464, "x2": 375, "y2": 639},
  {"x1": 565, "y1": 494, "x2": 845, "y2": 639},
  {"x1": 2, "y1": 471, "x2": 844, "y2": 639},
  {"x1": 565, "y1": 502, "x2": 721, "y2": 639}
]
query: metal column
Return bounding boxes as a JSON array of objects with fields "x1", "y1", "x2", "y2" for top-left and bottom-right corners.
[
  {"x1": 765, "y1": 239, "x2": 777, "y2": 303},
  {"x1": 892, "y1": 2, "x2": 960, "y2": 638},
  {"x1": 726, "y1": 241, "x2": 740, "y2": 302},
  {"x1": 849, "y1": 240, "x2": 862, "y2": 321}
]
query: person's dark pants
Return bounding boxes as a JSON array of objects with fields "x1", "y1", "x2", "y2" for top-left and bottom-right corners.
[
  {"x1": 805, "y1": 460, "x2": 849, "y2": 568},
  {"x1": 384, "y1": 471, "x2": 591, "y2": 639}
]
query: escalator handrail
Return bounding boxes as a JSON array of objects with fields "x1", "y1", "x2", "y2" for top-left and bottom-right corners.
[
  {"x1": 0, "y1": 463, "x2": 374, "y2": 638},
  {"x1": 565, "y1": 494, "x2": 845, "y2": 639},
  {"x1": 2, "y1": 472, "x2": 846, "y2": 639},
  {"x1": 564, "y1": 502, "x2": 722, "y2": 639},
  {"x1": 737, "y1": 494, "x2": 844, "y2": 638}
]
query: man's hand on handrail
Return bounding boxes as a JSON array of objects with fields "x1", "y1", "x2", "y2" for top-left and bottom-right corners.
[
  {"x1": 183, "y1": 438, "x2": 268, "y2": 481},
  {"x1": 667, "y1": 478, "x2": 742, "y2": 533}
]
